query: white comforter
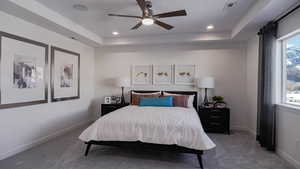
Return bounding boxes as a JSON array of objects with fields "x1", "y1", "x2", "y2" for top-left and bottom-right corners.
[{"x1": 79, "y1": 106, "x2": 215, "y2": 150}]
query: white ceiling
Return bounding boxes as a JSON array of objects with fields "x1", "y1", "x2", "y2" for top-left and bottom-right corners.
[
  {"x1": 35, "y1": 0, "x2": 256, "y2": 38},
  {"x1": 1, "y1": 0, "x2": 298, "y2": 46}
]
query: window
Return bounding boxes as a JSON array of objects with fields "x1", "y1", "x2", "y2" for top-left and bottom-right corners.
[{"x1": 283, "y1": 33, "x2": 300, "y2": 105}]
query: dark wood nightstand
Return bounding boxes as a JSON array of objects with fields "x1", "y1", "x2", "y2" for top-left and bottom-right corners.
[
  {"x1": 198, "y1": 107, "x2": 230, "y2": 134},
  {"x1": 101, "y1": 103, "x2": 129, "y2": 116}
]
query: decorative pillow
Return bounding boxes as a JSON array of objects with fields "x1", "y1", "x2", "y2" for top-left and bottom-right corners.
[
  {"x1": 163, "y1": 92, "x2": 195, "y2": 108},
  {"x1": 131, "y1": 92, "x2": 161, "y2": 105},
  {"x1": 170, "y1": 95, "x2": 190, "y2": 108},
  {"x1": 139, "y1": 96, "x2": 173, "y2": 107}
]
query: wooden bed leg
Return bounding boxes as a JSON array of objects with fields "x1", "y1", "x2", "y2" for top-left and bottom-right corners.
[
  {"x1": 84, "y1": 143, "x2": 92, "y2": 156},
  {"x1": 197, "y1": 154, "x2": 204, "y2": 169}
]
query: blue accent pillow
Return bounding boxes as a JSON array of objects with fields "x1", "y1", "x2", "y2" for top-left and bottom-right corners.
[{"x1": 139, "y1": 96, "x2": 173, "y2": 107}]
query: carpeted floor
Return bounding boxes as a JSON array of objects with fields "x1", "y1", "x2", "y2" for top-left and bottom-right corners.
[{"x1": 0, "y1": 126, "x2": 295, "y2": 169}]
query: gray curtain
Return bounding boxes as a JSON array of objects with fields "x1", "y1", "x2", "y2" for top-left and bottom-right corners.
[{"x1": 257, "y1": 22, "x2": 277, "y2": 151}]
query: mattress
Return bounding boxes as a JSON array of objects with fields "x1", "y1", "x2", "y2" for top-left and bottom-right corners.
[{"x1": 79, "y1": 105, "x2": 215, "y2": 150}]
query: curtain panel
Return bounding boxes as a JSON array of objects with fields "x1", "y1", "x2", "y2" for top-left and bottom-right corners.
[{"x1": 257, "y1": 22, "x2": 278, "y2": 151}]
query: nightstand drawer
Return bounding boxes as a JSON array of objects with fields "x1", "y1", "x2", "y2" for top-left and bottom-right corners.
[
  {"x1": 207, "y1": 121, "x2": 225, "y2": 129},
  {"x1": 209, "y1": 109, "x2": 223, "y2": 113},
  {"x1": 101, "y1": 103, "x2": 129, "y2": 116},
  {"x1": 208, "y1": 113, "x2": 224, "y2": 119},
  {"x1": 198, "y1": 107, "x2": 230, "y2": 134}
]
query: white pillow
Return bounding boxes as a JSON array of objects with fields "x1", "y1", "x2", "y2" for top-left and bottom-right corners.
[{"x1": 163, "y1": 92, "x2": 195, "y2": 108}]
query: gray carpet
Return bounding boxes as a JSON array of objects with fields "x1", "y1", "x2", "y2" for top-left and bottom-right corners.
[{"x1": 0, "y1": 126, "x2": 295, "y2": 169}]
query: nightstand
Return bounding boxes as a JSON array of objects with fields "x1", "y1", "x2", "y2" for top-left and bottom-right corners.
[
  {"x1": 101, "y1": 103, "x2": 129, "y2": 116},
  {"x1": 198, "y1": 107, "x2": 230, "y2": 134}
]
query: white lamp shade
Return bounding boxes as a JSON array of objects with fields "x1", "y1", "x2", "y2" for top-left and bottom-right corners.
[
  {"x1": 198, "y1": 77, "x2": 215, "y2": 89},
  {"x1": 115, "y1": 77, "x2": 131, "y2": 87}
]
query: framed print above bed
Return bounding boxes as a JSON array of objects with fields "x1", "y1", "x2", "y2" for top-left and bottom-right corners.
[
  {"x1": 132, "y1": 65, "x2": 152, "y2": 85},
  {"x1": 174, "y1": 65, "x2": 196, "y2": 85},
  {"x1": 51, "y1": 46, "x2": 80, "y2": 102},
  {"x1": 0, "y1": 31, "x2": 48, "y2": 109},
  {"x1": 153, "y1": 65, "x2": 173, "y2": 85}
]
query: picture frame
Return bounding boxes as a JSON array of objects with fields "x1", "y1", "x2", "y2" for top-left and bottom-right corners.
[
  {"x1": 104, "y1": 97, "x2": 111, "y2": 104},
  {"x1": 153, "y1": 65, "x2": 173, "y2": 85},
  {"x1": 51, "y1": 46, "x2": 80, "y2": 102},
  {"x1": 131, "y1": 65, "x2": 152, "y2": 85},
  {"x1": 0, "y1": 31, "x2": 48, "y2": 109},
  {"x1": 174, "y1": 65, "x2": 196, "y2": 85}
]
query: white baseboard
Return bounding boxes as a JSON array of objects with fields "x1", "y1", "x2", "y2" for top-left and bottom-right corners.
[
  {"x1": 231, "y1": 125, "x2": 248, "y2": 132},
  {"x1": 231, "y1": 125, "x2": 257, "y2": 138},
  {"x1": 277, "y1": 148, "x2": 300, "y2": 169},
  {"x1": 0, "y1": 119, "x2": 93, "y2": 161}
]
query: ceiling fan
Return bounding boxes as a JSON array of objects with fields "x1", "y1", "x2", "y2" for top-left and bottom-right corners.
[{"x1": 108, "y1": 0, "x2": 187, "y2": 30}]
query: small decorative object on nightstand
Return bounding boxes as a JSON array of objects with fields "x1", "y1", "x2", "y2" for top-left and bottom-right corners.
[
  {"x1": 101, "y1": 103, "x2": 129, "y2": 116},
  {"x1": 212, "y1": 96, "x2": 227, "y2": 108},
  {"x1": 198, "y1": 107, "x2": 230, "y2": 134}
]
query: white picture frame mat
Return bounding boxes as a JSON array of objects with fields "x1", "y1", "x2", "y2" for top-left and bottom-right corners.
[
  {"x1": 0, "y1": 37, "x2": 46, "y2": 104},
  {"x1": 153, "y1": 65, "x2": 173, "y2": 85},
  {"x1": 174, "y1": 64, "x2": 196, "y2": 85},
  {"x1": 53, "y1": 50, "x2": 78, "y2": 99},
  {"x1": 132, "y1": 65, "x2": 152, "y2": 85}
]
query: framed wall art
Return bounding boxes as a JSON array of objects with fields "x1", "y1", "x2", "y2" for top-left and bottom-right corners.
[
  {"x1": 0, "y1": 31, "x2": 48, "y2": 109},
  {"x1": 51, "y1": 46, "x2": 80, "y2": 102},
  {"x1": 153, "y1": 65, "x2": 173, "y2": 85},
  {"x1": 131, "y1": 65, "x2": 152, "y2": 85},
  {"x1": 174, "y1": 64, "x2": 196, "y2": 85}
]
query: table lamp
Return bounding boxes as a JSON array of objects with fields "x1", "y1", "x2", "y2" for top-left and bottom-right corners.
[
  {"x1": 198, "y1": 77, "x2": 215, "y2": 106},
  {"x1": 115, "y1": 77, "x2": 131, "y2": 104}
]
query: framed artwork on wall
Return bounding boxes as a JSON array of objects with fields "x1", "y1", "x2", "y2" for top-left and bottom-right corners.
[
  {"x1": 51, "y1": 46, "x2": 80, "y2": 102},
  {"x1": 131, "y1": 65, "x2": 152, "y2": 85},
  {"x1": 174, "y1": 64, "x2": 196, "y2": 85},
  {"x1": 153, "y1": 65, "x2": 173, "y2": 85},
  {"x1": 0, "y1": 31, "x2": 48, "y2": 109}
]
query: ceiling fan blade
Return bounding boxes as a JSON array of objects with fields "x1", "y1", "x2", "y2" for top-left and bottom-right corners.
[
  {"x1": 153, "y1": 10, "x2": 187, "y2": 18},
  {"x1": 131, "y1": 22, "x2": 143, "y2": 30},
  {"x1": 136, "y1": 0, "x2": 146, "y2": 12},
  {"x1": 108, "y1": 14, "x2": 142, "y2": 19},
  {"x1": 154, "y1": 19, "x2": 174, "y2": 30}
]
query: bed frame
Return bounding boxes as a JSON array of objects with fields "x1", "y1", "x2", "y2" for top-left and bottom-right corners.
[{"x1": 84, "y1": 90, "x2": 205, "y2": 168}]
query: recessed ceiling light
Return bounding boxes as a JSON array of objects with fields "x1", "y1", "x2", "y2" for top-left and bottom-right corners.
[
  {"x1": 206, "y1": 25, "x2": 214, "y2": 30},
  {"x1": 112, "y1": 31, "x2": 119, "y2": 36},
  {"x1": 73, "y1": 4, "x2": 88, "y2": 11}
]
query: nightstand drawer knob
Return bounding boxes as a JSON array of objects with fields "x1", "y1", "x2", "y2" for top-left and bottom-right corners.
[
  {"x1": 211, "y1": 109, "x2": 221, "y2": 113},
  {"x1": 209, "y1": 122, "x2": 221, "y2": 126},
  {"x1": 210, "y1": 115, "x2": 221, "y2": 119}
]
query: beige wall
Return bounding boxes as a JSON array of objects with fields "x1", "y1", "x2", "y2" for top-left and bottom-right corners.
[
  {"x1": 245, "y1": 36, "x2": 259, "y2": 135},
  {"x1": 0, "y1": 11, "x2": 95, "y2": 160},
  {"x1": 94, "y1": 42, "x2": 248, "y2": 131}
]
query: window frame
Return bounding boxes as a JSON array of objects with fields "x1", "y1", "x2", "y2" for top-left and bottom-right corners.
[{"x1": 281, "y1": 32, "x2": 300, "y2": 106}]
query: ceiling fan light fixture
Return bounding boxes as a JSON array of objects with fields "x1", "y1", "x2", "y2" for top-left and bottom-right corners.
[
  {"x1": 206, "y1": 24, "x2": 215, "y2": 30},
  {"x1": 142, "y1": 18, "x2": 154, "y2": 26},
  {"x1": 112, "y1": 31, "x2": 119, "y2": 35}
]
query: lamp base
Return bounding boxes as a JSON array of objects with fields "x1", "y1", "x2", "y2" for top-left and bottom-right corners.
[
  {"x1": 203, "y1": 88, "x2": 209, "y2": 106},
  {"x1": 121, "y1": 87, "x2": 125, "y2": 104}
]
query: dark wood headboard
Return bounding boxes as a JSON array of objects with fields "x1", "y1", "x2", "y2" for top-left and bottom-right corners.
[{"x1": 130, "y1": 90, "x2": 198, "y2": 110}]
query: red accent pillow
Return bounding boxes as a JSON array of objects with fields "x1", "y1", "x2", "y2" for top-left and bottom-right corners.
[
  {"x1": 131, "y1": 93, "x2": 161, "y2": 105},
  {"x1": 165, "y1": 95, "x2": 189, "y2": 108}
]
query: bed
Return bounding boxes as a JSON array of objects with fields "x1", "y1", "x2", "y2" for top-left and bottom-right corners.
[{"x1": 79, "y1": 91, "x2": 215, "y2": 168}]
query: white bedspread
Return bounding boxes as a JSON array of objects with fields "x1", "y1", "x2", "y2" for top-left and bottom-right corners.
[{"x1": 79, "y1": 106, "x2": 215, "y2": 150}]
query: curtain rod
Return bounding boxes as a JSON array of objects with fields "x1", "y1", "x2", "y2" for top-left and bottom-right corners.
[{"x1": 275, "y1": 4, "x2": 300, "y2": 23}]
